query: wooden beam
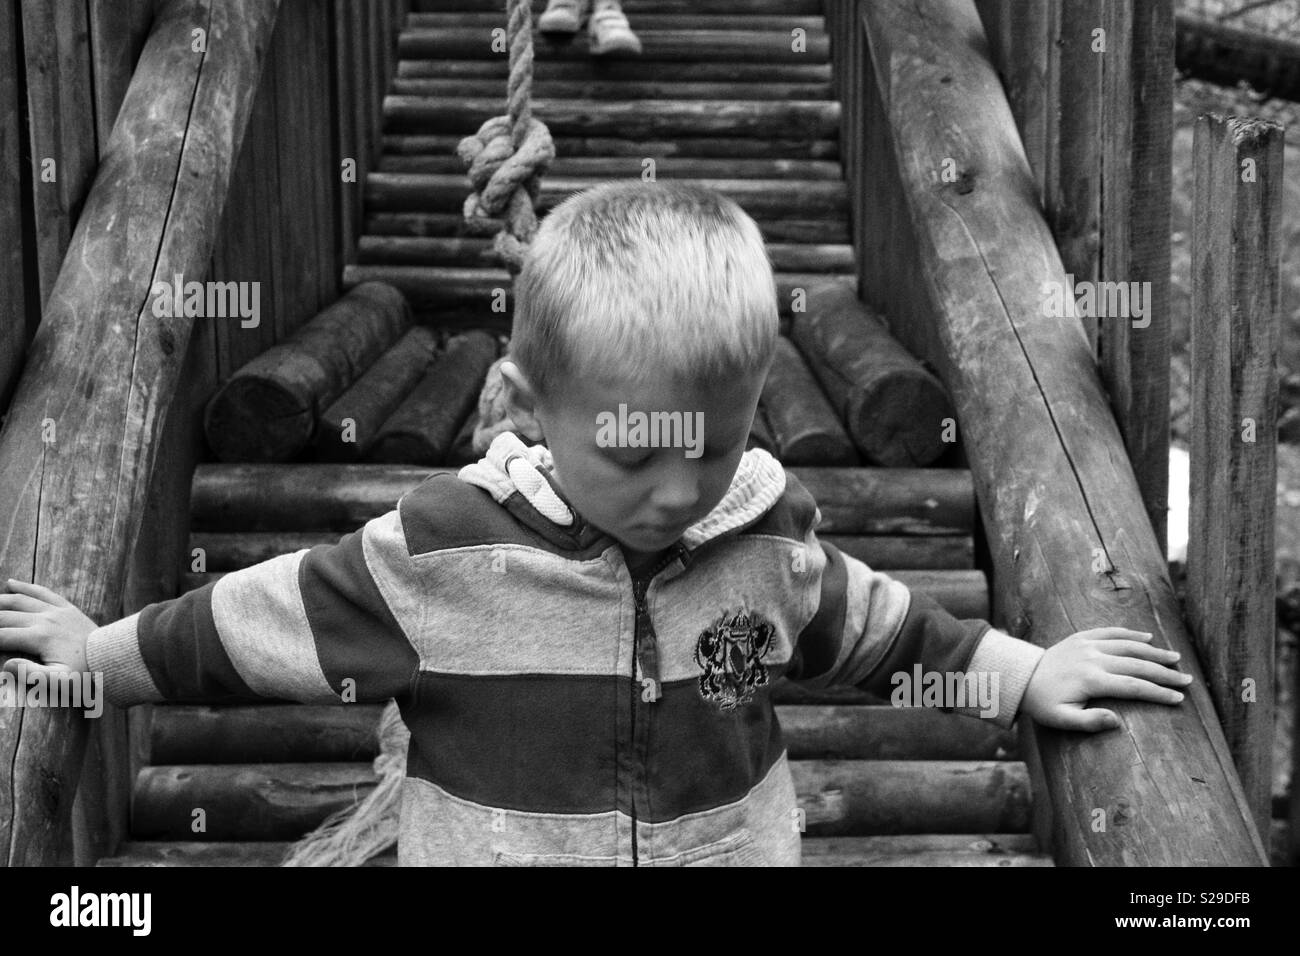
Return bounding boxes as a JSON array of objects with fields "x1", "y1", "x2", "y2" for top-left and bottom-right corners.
[
  {"x1": 0, "y1": 0, "x2": 279, "y2": 867},
  {"x1": 1175, "y1": 12, "x2": 1300, "y2": 101},
  {"x1": 1187, "y1": 114, "x2": 1283, "y2": 841},
  {"x1": 860, "y1": 0, "x2": 1265, "y2": 865},
  {"x1": 0, "y1": 0, "x2": 32, "y2": 410},
  {"x1": 1098, "y1": 0, "x2": 1173, "y2": 553}
]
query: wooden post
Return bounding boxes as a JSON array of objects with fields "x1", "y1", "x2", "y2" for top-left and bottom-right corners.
[
  {"x1": 859, "y1": 0, "x2": 1265, "y2": 865},
  {"x1": 1186, "y1": 114, "x2": 1282, "y2": 842},
  {"x1": 0, "y1": 0, "x2": 31, "y2": 410},
  {"x1": 1098, "y1": 0, "x2": 1173, "y2": 555},
  {"x1": 0, "y1": 0, "x2": 279, "y2": 867}
]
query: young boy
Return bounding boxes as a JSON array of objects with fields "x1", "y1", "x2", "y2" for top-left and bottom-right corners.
[{"x1": 0, "y1": 181, "x2": 1191, "y2": 867}]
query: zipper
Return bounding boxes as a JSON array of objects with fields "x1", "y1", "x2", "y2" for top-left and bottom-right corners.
[{"x1": 627, "y1": 546, "x2": 684, "y2": 867}]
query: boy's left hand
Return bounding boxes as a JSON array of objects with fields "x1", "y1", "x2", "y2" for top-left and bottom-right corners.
[{"x1": 1020, "y1": 628, "x2": 1193, "y2": 732}]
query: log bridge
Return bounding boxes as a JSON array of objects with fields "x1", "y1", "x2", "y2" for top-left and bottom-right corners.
[{"x1": 0, "y1": 0, "x2": 1280, "y2": 866}]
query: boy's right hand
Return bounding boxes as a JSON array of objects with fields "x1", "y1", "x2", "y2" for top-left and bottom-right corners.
[{"x1": 0, "y1": 579, "x2": 97, "y2": 675}]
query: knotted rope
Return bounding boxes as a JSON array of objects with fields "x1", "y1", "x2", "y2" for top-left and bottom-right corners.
[{"x1": 455, "y1": 0, "x2": 555, "y2": 275}]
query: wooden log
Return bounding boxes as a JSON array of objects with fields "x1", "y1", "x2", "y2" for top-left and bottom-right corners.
[
  {"x1": 792, "y1": 760, "x2": 1030, "y2": 835},
  {"x1": 342, "y1": 266, "x2": 848, "y2": 319},
  {"x1": 191, "y1": 532, "x2": 340, "y2": 572},
  {"x1": 800, "y1": 833, "x2": 1049, "y2": 867},
  {"x1": 391, "y1": 77, "x2": 833, "y2": 102},
  {"x1": 315, "y1": 326, "x2": 437, "y2": 461},
  {"x1": 781, "y1": 705, "x2": 1015, "y2": 761},
  {"x1": 791, "y1": 467, "x2": 975, "y2": 536},
  {"x1": 383, "y1": 97, "x2": 839, "y2": 139},
  {"x1": 397, "y1": 58, "x2": 833, "y2": 84},
  {"x1": 378, "y1": 154, "x2": 845, "y2": 183},
  {"x1": 774, "y1": 680, "x2": 876, "y2": 706},
  {"x1": 188, "y1": 463, "x2": 972, "y2": 538},
  {"x1": 191, "y1": 464, "x2": 448, "y2": 531},
  {"x1": 132, "y1": 763, "x2": 378, "y2": 841},
  {"x1": 369, "y1": 331, "x2": 497, "y2": 465},
  {"x1": 189, "y1": 463, "x2": 973, "y2": 536},
  {"x1": 397, "y1": 29, "x2": 831, "y2": 63},
  {"x1": 821, "y1": 535, "x2": 973, "y2": 571},
  {"x1": 204, "y1": 282, "x2": 412, "y2": 462},
  {"x1": 0, "y1": 0, "x2": 279, "y2": 868},
  {"x1": 410, "y1": 0, "x2": 824, "y2": 13},
  {"x1": 366, "y1": 172, "x2": 849, "y2": 218},
  {"x1": 747, "y1": 404, "x2": 777, "y2": 454},
  {"x1": 408, "y1": 13, "x2": 826, "y2": 32},
  {"x1": 131, "y1": 759, "x2": 1028, "y2": 841},
  {"x1": 97, "y1": 841, "x2": 396, "y2": 867},
  {"x1": 150, "y1": 705, "x2": 385, "y2": 764},
  {"x1": 792, "y1": 277, "x2": 955, "y2": 466},
  {"x1": 761, "y1": 338, "x2": 857, "y2": 465},
  {"x1": 1187, "y1": 115, "x2": 1282, "y2": 840},
  {"x1": 1174, "y1": 13, "x2": 1300, "y2": 102},
  {"x1": 861, "y1": 0, "x2": 1265, "y2": 864}
]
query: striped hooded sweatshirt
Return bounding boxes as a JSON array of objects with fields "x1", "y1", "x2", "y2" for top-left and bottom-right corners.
[{"x1": 87, "y1": 432, "x2": 1045, "y2": 866}]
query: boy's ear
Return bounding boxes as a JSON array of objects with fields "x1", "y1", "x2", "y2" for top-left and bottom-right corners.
[{"x1": 497, "y1": 360, "x2": 546, "y2": 442}]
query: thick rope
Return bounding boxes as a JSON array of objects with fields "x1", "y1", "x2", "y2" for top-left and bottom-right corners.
[{"x1": 455, "y1": 0, "x2": 555, "y2": 275}]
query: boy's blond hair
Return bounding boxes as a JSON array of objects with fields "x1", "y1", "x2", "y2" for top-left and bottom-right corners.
[{"x1": 510, "y1": 180, "x2": 779, "y2": 402}]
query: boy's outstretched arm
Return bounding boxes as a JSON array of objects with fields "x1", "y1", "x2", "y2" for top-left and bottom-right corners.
[
  {"x1": 784, "y1": 497, "x2": 1190, "y2": 731},
  {"x1": 0, "y1": 510, "x2": 420, "y2": 708}
]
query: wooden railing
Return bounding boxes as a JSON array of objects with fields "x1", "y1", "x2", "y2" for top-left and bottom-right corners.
[{"x1": 826, "y1": 0, "x2": 1267, "y2": 865}]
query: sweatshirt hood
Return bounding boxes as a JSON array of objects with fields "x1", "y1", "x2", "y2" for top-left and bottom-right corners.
[{"x1": 457, "y1": 431, "x2": 787, "y2": 552}]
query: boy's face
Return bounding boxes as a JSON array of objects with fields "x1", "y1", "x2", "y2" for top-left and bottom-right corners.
[{"x1": 503, "y1": 360, "x2": 767, "y2": 568}]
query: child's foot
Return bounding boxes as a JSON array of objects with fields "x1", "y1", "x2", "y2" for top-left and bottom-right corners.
[
  {"x1": 589, "y1": 1, "x2": 641, "y2": 55},
  {"x1": 539, "y1": 0, "x2": 585, "y2": 34}
]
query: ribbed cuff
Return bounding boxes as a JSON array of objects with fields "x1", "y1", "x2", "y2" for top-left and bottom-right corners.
[
  {"x1": 958, "y1": 628, "x2": 1045, "y2": 728},
  {"x1": 85, "y1": 614, "x2": 164, "y2": 706}
]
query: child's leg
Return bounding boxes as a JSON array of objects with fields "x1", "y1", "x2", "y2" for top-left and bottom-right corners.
[
  {"x1": 538, "y1": 0, "x2": 588, "y2": 34},
  {"x1": 588, "y1": 0, "x2": 642, "y2": 56}
]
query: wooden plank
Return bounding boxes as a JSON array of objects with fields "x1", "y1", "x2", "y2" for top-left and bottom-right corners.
[
  {"x1": 398, "y1": 28, "x2": 830, "y2": 63},
  {"x1": 382, "y1": 132, "x2": 840, "y2": 161},
  {"x1": 1187, "y1": 114, "x2": 1283, "y2": 841},
  {"x1": 383, "y1": 96, "x2": 840, "y2": 139},
  {"x1": 1049, "y1": 0, "x2": 1104, "y2": 352},
  {"x1": 415, "y1": 0, "x2": 824, "y2": 12},
  {"x1": 390, "y1": 77, "x2": 833, "y2": 101},
  {"x1": 98, "y1": 840, "x2": 396, "y2": 867},
  {"x1": 0, "y1": 0, "x2": 31, "y2": 409},
  {"x1": 820, "y1": 535, "x2": 973, "y2": 571},
  {"x1": 86, "y1": 0, "x2": 154, "y2": 149},
  {"x1": 332, "y1": 0, "x2": 358, "y2": 269},
  {"x1": 272, "y1": 0, "x2": 317, "y2": 337},
  {"x1": 1098, "y1": 0, "x2": 1173, "y2": 552},
  {"x1": 131, "y1": 759, "x2": 1030, "y2": 840},
  {"x1": 21, "y1": 0, "x2": 98, "y2": 309},
  {"x1": 397, "y1": 58, "x2": 833, "y2": 83},
  {"x1": 860, "y1": 0, "x2": 1265, "y2": 866},
  {"x1": 0, "y1": 0, "x2": 280, "y2": 866},
  {"x1": 377, "y1": 154, "x2": 845, "y2": 181},
  {"x1": 409, "y1": 13, "x2": 827, "y2": 32}
]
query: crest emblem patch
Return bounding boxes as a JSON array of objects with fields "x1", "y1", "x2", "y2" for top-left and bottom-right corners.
[{"x1": 693, "y1": 609, "x2": 775, "y2": 711}]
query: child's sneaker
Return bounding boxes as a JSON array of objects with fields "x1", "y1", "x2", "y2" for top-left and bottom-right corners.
[
  {"x1": 539, "y1": 0, "x2": 585, "y2": 34},
  {"x1": 588, "y1": 0, "x2": 642, "y2": 55}
]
